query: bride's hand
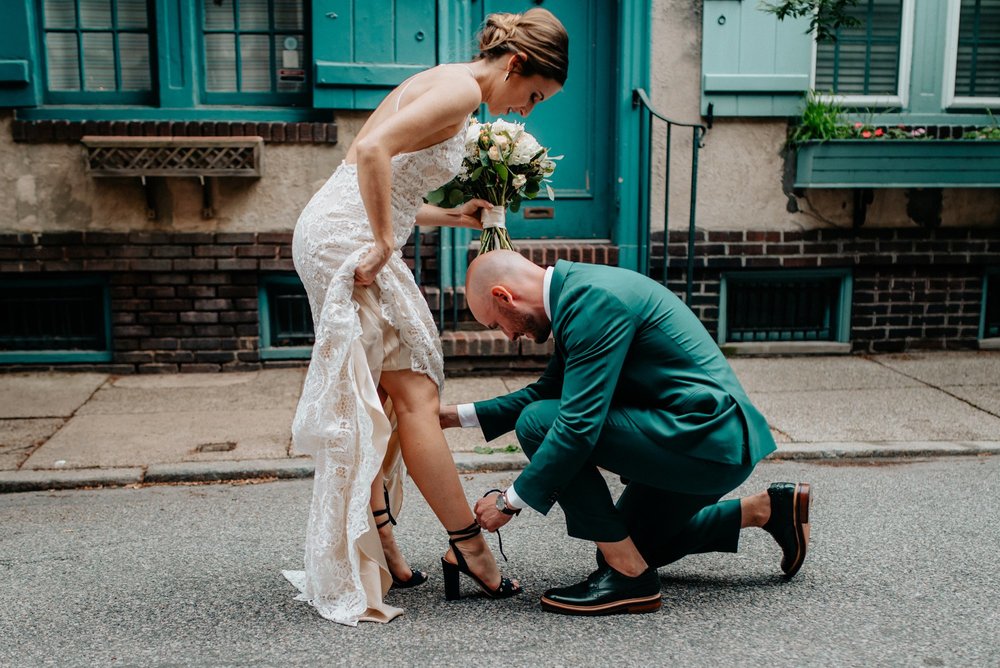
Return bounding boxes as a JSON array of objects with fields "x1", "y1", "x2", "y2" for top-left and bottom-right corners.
[
  {"x1": 354, "y1": 244, "x2": 391, "y2": 286},
  {"x1": 456, "y1": 199, "x2": 494, "y2": 230}
]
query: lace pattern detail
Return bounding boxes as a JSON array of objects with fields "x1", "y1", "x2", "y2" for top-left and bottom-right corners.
[{"x1": 288, "y1": 127, "x2": 464, "y2": 625}]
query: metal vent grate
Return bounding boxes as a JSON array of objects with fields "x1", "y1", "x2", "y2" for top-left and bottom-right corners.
[
  {"x1": 0, "y1": 277, "x2": 111, "y2": 361},
  {"x1": 723, "y1": 272, "x2": 850, "y2": 343},
  {"x1": 82, "y1": 137, "x2": 263, "y2": 177}
]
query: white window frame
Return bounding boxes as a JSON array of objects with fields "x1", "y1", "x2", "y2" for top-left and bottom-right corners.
[
  {"x1": 943, "y1": 0, "x2": 1000, "y2": 109},
  {"x1": 810, "y1": 0, "x2": 915, "y2": 108}
]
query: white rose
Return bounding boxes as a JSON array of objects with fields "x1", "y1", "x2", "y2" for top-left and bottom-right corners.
[
  {"x1": 488, "y1": 145, "x2": 501, "y2": 161},
  {"x1": 512, "y1": 174, "x2": 527, "y2": 189},
  {"x1": 465, "y1": 122, "x2": 482, "y2": 153},
  {"x1": 510, "y1": 134, "x2": 543, "y2": 165}
]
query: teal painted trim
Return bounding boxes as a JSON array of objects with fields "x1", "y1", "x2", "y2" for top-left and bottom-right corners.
[
  {"x1": 908, "y1": 0, "x2": 949, "y2": 115},
  {"x1": 0, "y1": 0, "x2": 41, "y2": 107},
  {"x1": 315, "y1": 62, "x2": 426, "y2": 87},
  {"x1": 703, "y1": 73, "x2": 810, "y2": 93},
  {"x1": 718, "y1": 268, "x2": 853, "y2": 344},
  {"x1": 614, "y1": 0, "x2": 651, "y2": 271},
  {"x1": 0, "y1": 60, "x2": 30, "y2": 83},
  {"x1": 17, "y1": 106, "x2": 325, "y2": 121},
  {"x1": 258, "y1": 273, "x2": 313, "y2": 360},
  {"x1": 260, "y1": 346, "x2": 312, "y2": 361},
  {"x1": 794, "y1": 140, "x2": 1000, "y2": 188},
  {"x1": 0, "y1": 274, "x2": 112, "y2": 364},
  {"x1": 158, "y1": 0, "x2": 196, "y2": 108},
  {"x1": 0, "y1": 350, "x2": 113, "y2": 363}
]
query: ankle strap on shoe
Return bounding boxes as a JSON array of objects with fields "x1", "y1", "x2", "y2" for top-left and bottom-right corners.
[
  {"x1": 373, "y1": 486, "x2": 396, "y2": 529},
  {"x1": 447, "y1": 521, "x2": 481, "y2": 543}
]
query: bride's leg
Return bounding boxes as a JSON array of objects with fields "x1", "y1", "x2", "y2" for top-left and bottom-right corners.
[
  {"x1": 379, "y1": 369, "x2": 511, "y2": 590},
  {"x1": 368, "y1": 473, "x2": 415, "y2": 582}
]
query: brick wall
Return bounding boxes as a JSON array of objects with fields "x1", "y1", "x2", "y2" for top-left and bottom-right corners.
[
  {"x1": 650, "y1": 227, "x2": 1000, "y2": 353},
  {"x1": 1, "y1": 227, "x2": 997, "y2": 372}
]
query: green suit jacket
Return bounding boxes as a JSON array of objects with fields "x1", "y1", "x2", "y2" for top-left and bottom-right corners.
[{"x1": 473, "y1": 261, "x2": 776, "y2": 514}]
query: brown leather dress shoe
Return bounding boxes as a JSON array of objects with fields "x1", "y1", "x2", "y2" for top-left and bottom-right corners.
[{"x1": 762, "y1": 482, "x2": 812, "y2": 579}]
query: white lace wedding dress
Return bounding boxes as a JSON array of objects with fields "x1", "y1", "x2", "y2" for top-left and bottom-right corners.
[{"x1": 284, "y1": 125, "x2": 465, "y2": 626}]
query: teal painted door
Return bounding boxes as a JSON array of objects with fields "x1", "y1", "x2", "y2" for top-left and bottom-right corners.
[{"x1": 477, "y1": 0, "x2": 614, "y2": 239}]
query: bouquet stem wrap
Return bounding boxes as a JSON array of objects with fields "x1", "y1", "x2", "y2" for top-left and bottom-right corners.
[{"x1": 479, "y1": 207, "x2": 515, "y2": 254}]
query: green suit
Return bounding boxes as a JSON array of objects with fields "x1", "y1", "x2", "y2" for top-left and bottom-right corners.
[{"x1": 473, "y1": 261, "x2": 776, "y2": 566}]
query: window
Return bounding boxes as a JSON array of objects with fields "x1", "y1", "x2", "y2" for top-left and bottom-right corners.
[
  {"x1": 0, "y1": 275, "x2": 112, "y2": 363},
  {"x1": 813, "y1": 0, "x2": 914, "y2": 106},
  {"x1": 945, "y1": 0, "x2": 1000, "y2": 109},
  {"x1": 28, "y1": 0, "x2": 310, "y2": 115},
  {"x1": 200, "y1": 0, "x2": 308, "y2": 105},
  {"x1": 258, "y1": 274, "x2": 313, "y2": 360},
  {"x1": 719, "y1": 270, "x2": 852, "y2": 344},
  {"x1": 982, "y1": 269, "x2": 1000, "y2": 340},
  {"x1": 39, "y1": 0, "x2": 153, "y2": 104}
]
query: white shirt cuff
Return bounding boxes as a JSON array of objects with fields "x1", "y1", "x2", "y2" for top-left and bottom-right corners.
[
  {"x1": 457, "y1": 403, "x2": 480, "y2": 428},
  {"x1": 504, "y1": 484, "x2": 525, "y2": 510}
]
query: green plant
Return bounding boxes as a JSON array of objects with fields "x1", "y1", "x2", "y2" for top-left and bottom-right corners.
[
  {"x1": 763, "y1": 0, "x2": 862, "y2": 42},
  {"x1": 472, "y1": 444, "x2": 522, "y2": 455},
  {"x1": 788, "y1": 92, "x2": 853, "y2": 144}
]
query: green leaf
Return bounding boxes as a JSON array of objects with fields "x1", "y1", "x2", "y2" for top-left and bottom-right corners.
[
  {"x1": 496, "y1": 163, "x2": 509, "y2": 181},
  {"x1": 447, "y1": 189, "x2": 465, "y2": 207},
  {"x1": 469, "y1": 166, "x2": 483, "y2": 181},
  {"x1": 426, "y1": 188, "x2": 445, "y2": 205}
]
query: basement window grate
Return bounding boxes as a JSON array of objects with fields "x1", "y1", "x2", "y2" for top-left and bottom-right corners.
[
  {"x1": 0, "y1": 276, "x2": 112, "y2": 362},
  {"x1": 983, "y1": 270, "x2": 1000, "y2": 340},
  {"x1": 720, "y1": 270, "x2": 852, "y2": 344},
  {"x1": 259, "y1": 274, "x2": 314, "y2": 360}
]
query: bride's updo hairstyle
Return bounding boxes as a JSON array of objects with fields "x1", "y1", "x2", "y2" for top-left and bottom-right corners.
[{"x1": 476, "y1": 8, "x2": 569, "y2": 86}]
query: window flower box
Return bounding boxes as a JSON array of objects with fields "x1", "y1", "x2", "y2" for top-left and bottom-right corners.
[{"x1": 793, "y1": 139, "x2": 1000, "y2": 189}]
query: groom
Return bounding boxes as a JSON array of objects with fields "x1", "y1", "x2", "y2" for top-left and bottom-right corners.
[{"x1": 440, "y1": 251, "x2": 812, "y2": 615}]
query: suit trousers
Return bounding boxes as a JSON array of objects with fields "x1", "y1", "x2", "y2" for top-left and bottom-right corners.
[{"x1": 514, "y1": 399, "x2": 754, "y2": 568}]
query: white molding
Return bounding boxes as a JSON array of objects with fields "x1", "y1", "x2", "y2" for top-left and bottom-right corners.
[{"x1": 944, "y1": 0, "x2": 1000, "y2": 109}]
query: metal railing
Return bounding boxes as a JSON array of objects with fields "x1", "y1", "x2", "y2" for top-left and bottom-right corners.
[
  {"x1": 632, "y1": 88, "x2": 707, "y2": 304},
  {"x1": 412, "y1": 227, "x2": 463, "y2": 333}
]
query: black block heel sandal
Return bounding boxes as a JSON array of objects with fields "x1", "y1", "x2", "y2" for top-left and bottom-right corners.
[
  {"x1": 441, "y1": 521, "x2": 521, "y2": 601},
  {"x1": 373, "y1": 486, "x2": 427, "y2": 590}
]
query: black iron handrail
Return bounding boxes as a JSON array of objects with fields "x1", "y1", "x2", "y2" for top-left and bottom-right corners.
[{"x1": 632, "y1": 88, "x2": 707, "y2": 304}]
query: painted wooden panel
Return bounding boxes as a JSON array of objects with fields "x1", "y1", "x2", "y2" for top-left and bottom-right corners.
[
  {"x1": 701, "y1": 0, "x2": 812, "y2": 116},
  {"x1": 794, "y1": 140, "x2": 1000, "y2": 188}
]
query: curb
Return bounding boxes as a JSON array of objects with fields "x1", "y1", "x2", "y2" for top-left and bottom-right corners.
[{"x1": 1, "y1": 442, "x2": 995, "y2": 495}]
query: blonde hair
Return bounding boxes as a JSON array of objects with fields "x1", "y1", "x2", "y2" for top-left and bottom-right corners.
[{"x1": 476, "y1": 8, "x2": 569, "y2": 86}]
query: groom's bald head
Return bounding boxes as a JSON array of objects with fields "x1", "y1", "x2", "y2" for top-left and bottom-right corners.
[{"x1": 466, "y1": 250, "x2": 550, "y2": 343}]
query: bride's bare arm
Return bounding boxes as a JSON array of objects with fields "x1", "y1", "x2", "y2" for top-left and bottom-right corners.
[
  {"x1": 353, "y1": 73, "x2": 481, "y2": 285},
  {"x1": 415, "y1": 199, "x2": 492, "y2": 229}
]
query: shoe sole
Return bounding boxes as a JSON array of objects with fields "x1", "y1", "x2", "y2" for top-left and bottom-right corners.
[
  {"x1": 539, "y1": 593, "x2": 662, "y2": 616},
  {"x1": 783, "y1": 482, "x2": 811, "y2": 579}
]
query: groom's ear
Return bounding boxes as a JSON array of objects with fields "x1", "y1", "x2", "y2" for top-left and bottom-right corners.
[{"x1": 491, "y1": 285, "x2": 514, "y2": 305}]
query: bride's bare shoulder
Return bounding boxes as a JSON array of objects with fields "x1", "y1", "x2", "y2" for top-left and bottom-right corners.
[{"x1": 414, "y1": 65, "x2": 481, "y2": 109}]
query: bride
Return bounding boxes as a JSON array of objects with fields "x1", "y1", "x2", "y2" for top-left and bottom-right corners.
[{"x1": 284, "y1": 8, "x2": 569, "y2": 625}]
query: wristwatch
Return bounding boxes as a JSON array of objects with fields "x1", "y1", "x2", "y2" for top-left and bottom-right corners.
[{"x1": 495, "y1": 490, "x2": 521, "y2": 516}]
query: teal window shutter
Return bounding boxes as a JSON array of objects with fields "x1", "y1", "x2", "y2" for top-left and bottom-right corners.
[
  {"x1": 0, "y1": 1, "x2": 40, "y2": 107},
  {"x1": 701, "y1": 0, "x2": 813, "y2": 117},
  {"x1": 815, "y1": 0, "x2": 904, "y2": 96},
  {"x1": 955, "y1": 0, "x2": 1000, "y2": 98},
  {"x1": 312, "y1": 1, "x2": 438, "y2": 110}
]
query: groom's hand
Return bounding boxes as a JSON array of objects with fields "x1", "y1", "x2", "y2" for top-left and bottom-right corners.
[
  {"x1": 474, "y1": 492, "x2": 514, "y2": 532},
  {"x1": 439, "y1": 404, "x2": 461, "y2": 429}
]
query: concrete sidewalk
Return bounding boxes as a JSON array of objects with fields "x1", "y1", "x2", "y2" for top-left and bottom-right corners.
[{"x1": 1, "y1": 351, "x2": 998, "y2": 493}]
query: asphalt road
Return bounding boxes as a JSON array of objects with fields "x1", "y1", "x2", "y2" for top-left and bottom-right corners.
[{"x1": 2, "y1": 457, "x2": 998, "y2": 667}]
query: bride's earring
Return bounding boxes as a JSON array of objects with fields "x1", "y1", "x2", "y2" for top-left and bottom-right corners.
[{"x1": 504, "y1": 71, "x2": 511, "y2": 82}]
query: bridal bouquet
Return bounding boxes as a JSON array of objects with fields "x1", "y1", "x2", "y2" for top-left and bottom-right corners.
[{"x1": 427, "y1": 118, "x2": 559, "y2": 254}]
